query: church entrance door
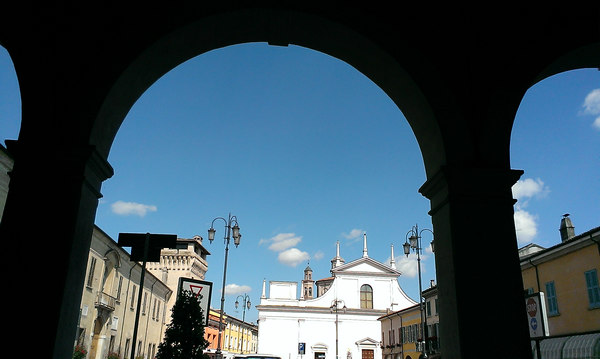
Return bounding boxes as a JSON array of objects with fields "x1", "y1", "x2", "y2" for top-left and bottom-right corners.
[{"x1": 361, "y1": 349, "x2": 374, "y2": 359}]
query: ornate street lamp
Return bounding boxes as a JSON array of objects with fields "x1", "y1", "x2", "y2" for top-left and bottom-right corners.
[
  {"x1": 208, "y1": 213, "x2": 242, "y2": 358},
  {"x1": 330, "y1": 299, "x2": 347, "y2": 359},
  {"x1": 235, "y1": 294, "x2": 252, "y2": 353},
  {"x1": 404, "y1": 224, "x2": 434, "y2": 358}
]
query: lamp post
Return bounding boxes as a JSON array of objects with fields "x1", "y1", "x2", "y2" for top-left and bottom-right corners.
[
  {"x1": 330, "y1": 299, "x2": 347, "y2": 359},
  {"x1": 208, "y1": 213, "x2": 241, "y2": 358},
  {"x1": 403, "y1": 224, "x2": 434, "y2": 358},
  {"x1": 235, "y1": 294, "x2": 251, "y2": 353}
]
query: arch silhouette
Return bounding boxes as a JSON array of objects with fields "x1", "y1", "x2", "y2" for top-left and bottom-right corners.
[
  {"x1": 0, "y1": 4, "x2": 598, "y2": 359},
  {"x1": 91, "y1": 9, "x2": 446, "y2": 177}
]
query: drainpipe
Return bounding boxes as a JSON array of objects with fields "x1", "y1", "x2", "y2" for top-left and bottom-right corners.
[
  {"x1": 142, "y1": 277, "x2": 159, "y2": 358},
  {"x1": 528, "y1": 258, "x2": 541, "y2": 293},
  {"x1": 590, "y1": 234, "x2": 600, "y2": 255},
  {"x1": 119, "y1": 262, "x2": 139, "y2": 354},
  {"x1": 398, "y1": 312, "x2": 403, "y2": 359}
]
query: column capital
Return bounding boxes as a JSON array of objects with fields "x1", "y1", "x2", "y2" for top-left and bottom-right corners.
[
  {"x1": 5, "y1": 140, "x2": 113, "y2": 198},
  {"x1": 419, "y1": 165, "x2": 523, "y2": 216}
]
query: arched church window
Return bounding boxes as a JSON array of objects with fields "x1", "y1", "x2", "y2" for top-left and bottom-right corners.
[{"x1": 360, "y1": 284, "x2": 373, "y2": 309}]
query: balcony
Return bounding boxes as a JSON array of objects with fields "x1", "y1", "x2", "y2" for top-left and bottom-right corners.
[{"x1": 95, "y1": 292, "x2": 116, "y2": 312}]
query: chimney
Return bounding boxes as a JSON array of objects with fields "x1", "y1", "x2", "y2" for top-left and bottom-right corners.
[{"x1": 559, "y1": 214, "x2": 575, "y2": 242}]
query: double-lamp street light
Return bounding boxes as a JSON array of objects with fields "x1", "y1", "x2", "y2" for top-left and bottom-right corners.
[
  {"x1": 403, "y1": 224, "x2": 434, "y2": 359},
  {"x1": 330, "y1": 299, "x2": 347, "y2": 359},
  {"x1": 208, "y1": 213, "x2": 241, "y2": 357},
  {"x1": 235, "y1": 294, "x2": 251, "y2": 353}
]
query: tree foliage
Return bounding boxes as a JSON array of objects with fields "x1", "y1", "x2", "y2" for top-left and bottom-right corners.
[{"x1": 156, "y1": 290, "x2": 209, "y2": 359}]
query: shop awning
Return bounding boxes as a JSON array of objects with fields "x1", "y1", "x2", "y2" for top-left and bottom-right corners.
[{"x1": 531, "y1": 332, "x2": 600, "y2": 359}]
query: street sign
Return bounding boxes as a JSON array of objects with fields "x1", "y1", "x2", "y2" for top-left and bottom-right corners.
[
  {"x1": 525, "y1": 292, "x2": 549, "y2": 338},
  {"x1": 178, "y1": 277, "x2": 213, "y2": 326},
  {"x1": 117, "y1": 232, "x2": 178, "y2": 359},
  {"x1": 118, "y1": 233, "x2": 177, "y2": 262},
  {"x1": 298, "y1": 342, "x2": 306, "y2": 355}
]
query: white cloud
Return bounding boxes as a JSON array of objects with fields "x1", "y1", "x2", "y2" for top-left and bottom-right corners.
[
  {"x1": 313, "y1": 250, "x2": 324, "y2": 260},
  {"x1": 582, "y1": 88, "x2": 600, "y2": 130},
  {"x1": 384, "y1": 252, "x2": 429, "y2": 278},
  {"x1": 342, "y1": 228, "x2": 363, "y2": 241},
  {"x1": 583, "y1": 88, "x2": 600, "y2": 115},
  {"x1": 278, "y1": 248, "x2": 310, "y2": 267},
  {"x1": 260, "y1": 233, "x2": 302, "y2": 252},
  {"x1": 223, "y1": 284, "x2": 251, "y2": 295},
  {"x1": 512, "y1": 178, "x2": 549, "y2": 204},
  {"x1": 514, "y1": 209, "x2": 538, "y2": 245},
  {"x1": 395, "y1": 253, "x2": 425, "y2": 278},
  {"x1": 511, "y1": 178, "x2": 547, "y2": 244},
  {"x1": 111, "y1": 200, "x2": 157, "y2": 217}
]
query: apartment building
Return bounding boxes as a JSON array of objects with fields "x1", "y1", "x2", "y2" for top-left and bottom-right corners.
[
  {"x1": 77, "y1": 226, "x2": 172, "y2": 359},
  {"x1": 519, "y1": 215, "x2": 600, "y2": 335}
]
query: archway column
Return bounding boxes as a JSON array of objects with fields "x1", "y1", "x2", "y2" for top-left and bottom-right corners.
[
  {"x1": 419, "y1": 165, "x2": 532, "y2": 359},
  {"x1": 0, "y1": 140, "x2": 113, "y2": 359}
]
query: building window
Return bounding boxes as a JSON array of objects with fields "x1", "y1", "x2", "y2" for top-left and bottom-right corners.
[
  {"x1": 116, "y1": 275, "x2": 123, "y2": 301},
  {"x1": 124, "y1": 339, "x2": 130, "y2": 358},
  {"x1": 142, "y1": 292, "x2": 148, "y2": 314},
  {"x1": 360, "y1": 284, "x2": 373, "y2": 309},
  {"x1": 545, "y1": 281, "x2": 559, "y2": 315},
  {"x1": 584, "y1": 269, "x2": 600, "y2": 308},
  {"x1": 86, "y1": 257, "x2": 96, "y2": 288},
  {"x1": 130, "y1": 285, "x2": 136, "y2": 309}
]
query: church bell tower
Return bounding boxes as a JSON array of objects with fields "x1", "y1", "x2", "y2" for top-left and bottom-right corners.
[{"x1": 301, "y1": 263, "x2": 315, "y2": 299}]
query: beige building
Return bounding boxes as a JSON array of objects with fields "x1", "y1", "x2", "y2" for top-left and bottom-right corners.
[
  {"x1": 77, "y1": 226, "x2": 172, "y2": 359},
  {"x1": 0, "y1": 144, "x2": 256, "y2": 359}
]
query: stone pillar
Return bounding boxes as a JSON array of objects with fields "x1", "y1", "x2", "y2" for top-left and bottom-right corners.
[
  {"x1": 419, "y1": 166, "x2": 532, "y2": 359},
  {"x1": 0, "y1": 140, "x2": 113, "y2": 359}
]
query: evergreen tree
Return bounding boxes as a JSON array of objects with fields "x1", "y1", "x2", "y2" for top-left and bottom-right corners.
[{"x1": 157, "y1": 290, "x2": 210, "y2": 359}]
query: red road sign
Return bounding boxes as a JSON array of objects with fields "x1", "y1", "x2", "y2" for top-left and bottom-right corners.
[
  {"x1": 189, "y1": 284, "x2": 204, "y2": 298},
  {"x1": 527, "y1": 298, "x2": 537, "y2": 317},
  {"x1": 178, "y1": 278, "x2": 213, "y2": 326}
]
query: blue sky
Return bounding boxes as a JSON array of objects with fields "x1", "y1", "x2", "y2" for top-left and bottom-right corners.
[{"x1": 1, "y1": 44, "x2": 599, "y2": 324}]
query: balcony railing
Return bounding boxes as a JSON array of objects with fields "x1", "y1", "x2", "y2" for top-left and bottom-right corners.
[{"x1": 95, "y1": 292, "x2": 116, "y2": 312}]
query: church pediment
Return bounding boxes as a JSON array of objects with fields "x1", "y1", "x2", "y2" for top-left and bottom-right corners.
[
  {"x1": 332, "y1": 257, "x2": 401, "y2": 276},
  {"x1": 355, "y1": 337, "x2": 380, "y2": 346}
]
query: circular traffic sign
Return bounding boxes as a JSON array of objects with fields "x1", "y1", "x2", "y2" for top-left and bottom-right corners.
[{"x1": 526, "y1": 298, "x2": 537, "y2": 317}]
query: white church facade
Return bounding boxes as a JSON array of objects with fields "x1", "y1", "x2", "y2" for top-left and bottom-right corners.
[{"x1": 257, "y1": 234, "x2": 416, "y2": 359}]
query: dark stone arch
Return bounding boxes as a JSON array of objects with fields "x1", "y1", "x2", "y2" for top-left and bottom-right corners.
[
  {"x1": 0, "y1": 4, "x2": 598, "y2": 359},
  {"x1": 90, "y1": 8, "x2": 447, "y2": 177}
]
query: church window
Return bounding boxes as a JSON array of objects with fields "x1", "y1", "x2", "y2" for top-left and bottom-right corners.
[{"x1": 360, "y1": 284, "x2": 373, "y2": 309}]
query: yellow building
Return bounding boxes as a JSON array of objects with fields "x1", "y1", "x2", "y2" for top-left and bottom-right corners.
[
  {"x1": 519, "y1": 215, "x2": 600, "y2": 336},
  {"x1": 223, "y1": 315, "x2": 258, "y2": 354},
  {"x1": 205, "y1": 308, "x2": 258, "y2": 358},
  {"x1": 379, "y1": 303, "x2": 425, "y2": 359}
]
